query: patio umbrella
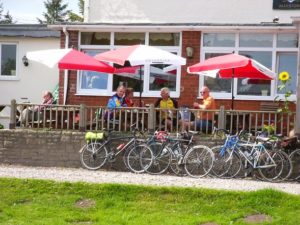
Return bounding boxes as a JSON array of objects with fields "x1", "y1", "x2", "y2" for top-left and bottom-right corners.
[
  {"x1": 26, "y1": 48, "x2": 116, "y2": 105},
  {"x1": 95, "y1": 45, "x2": 186, "y2": 106},
  {"x1": 26, "y1": 48, "x2": 115, "y2": 73},
  {"x1": 187, "y1": 53, "x2": 275, "y2": 109}
]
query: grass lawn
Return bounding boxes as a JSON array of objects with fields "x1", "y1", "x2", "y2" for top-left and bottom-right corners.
[{"x1": 0, "y1": 178, "x2": 299, "y2": 225}]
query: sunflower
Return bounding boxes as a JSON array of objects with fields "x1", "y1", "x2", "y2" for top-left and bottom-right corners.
[{"x1": 279, "y1": 71, "x2": 290, "y2": 81}]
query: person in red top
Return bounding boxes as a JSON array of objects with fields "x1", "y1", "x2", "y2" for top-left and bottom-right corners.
[
  {"x1": 123, "y1": 87, "x2": 135, "y2": 107},
  {"x1": 19, "y1": 90, "x2": 54, "y2": 125}
]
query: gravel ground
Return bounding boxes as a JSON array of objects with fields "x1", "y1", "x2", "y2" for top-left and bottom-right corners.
[{"x1": 0, "y1": 164, "x2": 299, "y2": 195}]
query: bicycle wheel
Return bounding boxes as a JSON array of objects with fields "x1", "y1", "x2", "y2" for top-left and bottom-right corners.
[
  {"x1": 258, "y1": 150, "x2": 284, "y2": 182},
  {"x1": 80, "y1": 141, "x2": 108, "y2": 170},
  {"x1": 126, "y1": 144, "x2": 153, "y2": 173},
  {"x1": 146, "y1": 142, "x2": 171, "y2": 175},
  {"x1": 169, "y1": 145, "x2": 187, "y2": 176},
  {"x1": 277, "y1": 150, "x2": 293, "y2": 181},
  {"x1": 289, "y1": 149, "x2": 300, "y2": 181},
  {"x1": 224, "y1": 151, "x2": 242, "y2": 178},
  {"x1": 211, "y1": 145, "x2": 233, "y2": 178},
  {"x1": 184, "y1": 145, "x2": 214, "y2": 178}
]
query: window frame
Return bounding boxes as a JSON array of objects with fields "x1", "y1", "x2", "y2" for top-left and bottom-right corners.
[
  {"x1": 200, "y1": 32, "x2": 298, "y2": 101},
  {"x1": 0, "y1": 42, "x2": 19, "y2": 81},
  {"x1": 77, "y1": 31, "x2": 182, "y2": 98}
]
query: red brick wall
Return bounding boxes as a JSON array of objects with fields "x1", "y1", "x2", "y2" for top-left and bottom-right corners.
[{"x1": 58, "y1": 30, "x2": 296, "y2": 112}]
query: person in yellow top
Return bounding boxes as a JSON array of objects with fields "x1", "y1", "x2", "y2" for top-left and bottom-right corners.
[
  {"x1": 154, "y1": 87, "x2": 178, "y2": 130},
  {"x1": 182, "y1": 86, "x2": 216, "y2": 132}
]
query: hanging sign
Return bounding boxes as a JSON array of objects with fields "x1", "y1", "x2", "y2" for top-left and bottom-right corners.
[{"x1": 273, "y1": 0, "x2": 300, "y2": 9}]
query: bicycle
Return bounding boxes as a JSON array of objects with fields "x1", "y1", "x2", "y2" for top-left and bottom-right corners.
[
  {"x1": 211, "y1": 128, "x2": 284, "y2": 182},
  {"x1": 79, "y1": 124, "x2": 153, "y2": 173}
]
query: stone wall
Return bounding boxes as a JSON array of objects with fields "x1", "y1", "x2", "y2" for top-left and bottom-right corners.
[
  {"x1": 0, "y1": 129, "x2": 85, "y2": 168},
  {"x1": 0, "y1": 129, "x2": 222, "y2": 170}
]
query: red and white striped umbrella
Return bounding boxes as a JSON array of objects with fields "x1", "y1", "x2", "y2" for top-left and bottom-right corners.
[
  {"x1": 26, "y1": 48, "x2": 115, "y2": 73},
  {"x1": 94, "y1": 45, "x2": 186, "y2": 66}
]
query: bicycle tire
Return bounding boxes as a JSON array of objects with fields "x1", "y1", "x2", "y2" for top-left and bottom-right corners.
[
  {"x1": 169, "y1": 145, "x2": 187, "y2": 176},
  {"x1": 224, "y1": 151, "x2": 242, "y2": 178},
  {"x1": 277, "y1": 150, "x2": 293, "y2": 181},
  {"x1": 80, "y1": 142, "x2": 108, "y2": 170},
  {"x1": 289, "y1": 149, "x2": 300, "y2": 181},
  {"x1": 126, "y1": 144, "x2": 153, "y2": 173},
  {"x1": 145, "y1": 142, "x2": 171, "y2": 175},
  {"x1": 210, "y1": 145, "x2": 233, "y2": 178},
  {"x1": 258, "y1": 150, "x2": 284, "y2": 182},
  {"x1": 184, "y1": 145, "x2": 214, "y2": 178}
]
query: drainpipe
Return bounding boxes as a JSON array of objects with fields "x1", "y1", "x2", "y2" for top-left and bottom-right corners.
[{"x1": 63, "y1": 26, "x2": 69, "y2": 105}]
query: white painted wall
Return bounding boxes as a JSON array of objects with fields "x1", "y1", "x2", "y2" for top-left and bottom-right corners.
[
  {"x1": 86, "y1": 0, "x2": 300, "y2": 24},
  {"x1": 0, "y1": 37, "x2": 59, "y2": 105}
]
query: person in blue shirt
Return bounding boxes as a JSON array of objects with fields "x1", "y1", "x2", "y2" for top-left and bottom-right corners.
[{"x1": 105, "y1": 85, "x2": 126, "y2": 120}]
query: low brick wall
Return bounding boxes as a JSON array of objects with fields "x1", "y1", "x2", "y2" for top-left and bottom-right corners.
[
  {"x1": 0, "y1": 129, "x2": 85, "y2": 168},
  {"x1": 0, "y1": 129, "x2": 222, "y2": 170}
]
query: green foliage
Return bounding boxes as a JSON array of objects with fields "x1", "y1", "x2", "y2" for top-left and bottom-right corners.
[
  {"x1": 67, "y1": 0, "x2": 84, "y2": 22},
  {"x1": 37, "y1": 0, "x2": 70, "y2": 24},
  {"x1": 0, "y1": 178, "x2": 299, "y2": 225},
  {"x1": 0, "y1": 123, "x2": 3, "y2": 129},
  {"x1": 275, "y1": 71, "x2": 293, "y2": 116},
  {"x1": 0, "y1": 2, "x2": 14, "y2": 24}
]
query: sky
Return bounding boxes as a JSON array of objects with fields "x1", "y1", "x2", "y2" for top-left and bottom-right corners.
[{"x1": 1, "y1": 0, "x2": 80, "y2": 24}]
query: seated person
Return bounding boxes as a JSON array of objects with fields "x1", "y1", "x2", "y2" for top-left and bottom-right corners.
[
  {"x1": 105, "y1": 85, "x2": 126, "y2": 120},
  {"x1": 182, "y1": 86, "x2": 216, "y2": 133},
  {"x1": 123, "y1": 87, "x2": 135, "y2": 107},
  {"x1": 154, "y1": 87, "x2": 178, "y2": 130},
  {"x1": 19, "y1": 90, "x2": 54, "y2": 125}
]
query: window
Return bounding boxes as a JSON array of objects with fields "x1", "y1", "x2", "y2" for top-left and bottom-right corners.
[
  {"x1": 239, "y1": 33, "x2": 273, "y2": 47},
  {"x1": 149, "y1": 33, "x2": 180, "y2": 46},
  {"x1": 277, "y1": 52, "x2": 297, "y2": 95},
  {"x1": 237, "y1": 51, "x2": 272, "y2": 96},
  {"x1": 202, "y1": 32, "x2": 298, "y2": 100},
  {"x1": 80, "y1": 32, "x2": 110, "y2": 45},
  {"x1": 277, "y1": 34, "x2": 298, "y2": 48},
  {"x1": 114, "y1": 33, "x2": 145, "y2": 45},
  {"x1": 203, "y1": 33, "x2": 235, "y2": 47},
  {"x1": 0, "y1": 44, "x2": 17, "y2": 78},
  {"x1": 77, "y1": 49, "x2": 111, "y2": 94},
  {"x1": 79, "y1": 32, "x2": 182, "y2": 97},
  {"x1": 204, "y1": 53, "x2": 231, "y2": 93}
]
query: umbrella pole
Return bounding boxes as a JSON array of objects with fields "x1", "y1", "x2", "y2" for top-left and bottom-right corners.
[
  {"x1": 231, "y1": 69, "x2": 234, "y2": 110},
  {"x1": 139, "y1": 65, "x2": 142, "y2": 107}
]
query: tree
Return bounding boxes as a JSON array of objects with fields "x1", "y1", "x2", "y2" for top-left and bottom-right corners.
[
  {"x1": 0, "y1": 2, "x2": 14, "y2": 24},
  {"x1": 68, "y1": 0, "x2": 84, "y2": 22},
  {"x1": 38, "y1": 0, "x2": 69, "y2": 24}
]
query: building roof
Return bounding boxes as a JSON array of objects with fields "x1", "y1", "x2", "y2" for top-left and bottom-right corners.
[
  {"x1": 48, "y1": 22, "x2": 297, "y2": 32},
  {"x1": 0, "y1": 24, "x2": 60, "y2": 38}
]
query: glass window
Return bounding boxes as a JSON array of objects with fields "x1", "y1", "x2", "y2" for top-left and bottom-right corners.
[
  {"x1": 277, "y1": 52, "x2": 297, "y2": 95},
  {"x1": 203, "y1": 33, "x2": 235, "y2": 47},
  {"x1": 149, "y1": 64, "x2": 177, "y2": 91},
  {"x1": 237, "y1": 51, "x2": 272, "y2": 96},
  {"x1": 81, "y1": 32, "x2": 110, "y2": 45},
  {"x1": 239, "y1": 33, "x2": 273, "y2": 47},
  {"x1": 203, "y1": 53, "x2": 231, "y2": 93},
  {"x1": 1, "y1": 44, "x2": 16, "y2": 76},
  {"x1": 149, "y1": 33, "x2": 180, "y2": 46},
  {"x1": 79, "y1": 49, "x2": 109, "y2": 90},
  {"x1": 113, "y1": 65, "x2": 144, "y2": 92},
  {"x1": 277, "y1": 34, "x2": 298, "y2": 48},
  {"x1": 114, "y1": 33, "x2": 145, "y2": 45}
]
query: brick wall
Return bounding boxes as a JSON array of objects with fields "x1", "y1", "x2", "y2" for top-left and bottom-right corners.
[
  {"x1": 58, "y1": 30, "x2": 296, "y2": 112},
  {"x1": 0, "y1": 130, "x2": 222, "y2": 169}
]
